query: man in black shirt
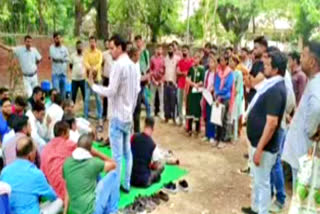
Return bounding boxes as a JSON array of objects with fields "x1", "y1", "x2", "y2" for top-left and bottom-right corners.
[
  {"x1": 28, "y1": 86, "x2": 44, "y2": 110},
  {"x1": 131, "y1": 117, "x2": 164, "y2": 187},
  {"x1": 242, "y1": 51, "x2": 287, "y2": 214},
  {"x1": 247, "y1": 36, "x2": 268, "y2": 103}
]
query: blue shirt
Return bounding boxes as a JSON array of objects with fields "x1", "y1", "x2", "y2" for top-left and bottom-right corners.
[
  {"x1": 13, "y1": 46, "x2": 41, "y2": 75},
  {"x1": 283, "y1": 73, "x2": 320, "y2": 169},
  {"x1": 49, "y1": 44, "x2": 69, "y2": 75},
  {"x1": 214, "y1": 72, "x2": 234, "y2": 101},
  {"x1": 0, "y1": 112, "x2": 10, "y2": 142},
  {"x1": 0, "y1": 159, "x2": 57, "y2": 214}
]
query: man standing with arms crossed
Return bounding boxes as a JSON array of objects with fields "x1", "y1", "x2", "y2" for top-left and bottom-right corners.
[
  {"x1": 88, "y1": 34, "x2": 140, "y2": 206},
  {"x1": 49, "y1": 32, "x2": 69, "y2": 98},
  {"x1": 0, "y1": 35, "x2": 41, "y2": 98}
]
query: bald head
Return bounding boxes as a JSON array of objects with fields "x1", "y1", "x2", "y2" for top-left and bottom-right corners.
[
  {"x1": 77, "y1": 133, "x2": 94, "y2": 151},
  {"x1": 16, "y1": 137, "x2": 36, "y2": 159}
]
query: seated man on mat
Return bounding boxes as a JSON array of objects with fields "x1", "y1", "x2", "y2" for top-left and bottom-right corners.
[
  {"x1": 63, "y1": 133, "x2": 117, "y2": 214},
  {"x1": 131, "y1": 117, "x2": 164, "y2": 188},
  {"x1": 1, "y1": 137, "x2": 63, "y2": 214}
]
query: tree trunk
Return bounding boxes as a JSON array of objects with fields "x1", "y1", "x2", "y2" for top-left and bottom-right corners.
[
  {"x1": 95, "y1": 0, "x2": 108, "y2": 39},
  {"x1": 74, "y1": 0, "x2": 83, "y2": 36},
  {"x1": 37, "y1": 0, "x2": 46, "y2": 34}
]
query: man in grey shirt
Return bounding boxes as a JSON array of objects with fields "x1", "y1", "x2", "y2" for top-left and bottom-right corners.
[
  {"x1": 0, "y1": 35, "x2": 42, "y2": 98},
  {"x1": 49, "y1": 32, "x2": 69, "y2": 98}
]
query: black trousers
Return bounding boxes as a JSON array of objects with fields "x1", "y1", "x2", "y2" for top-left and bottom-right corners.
[
  {"x1": 71, "y1": 80, "x2": 85, "y2": 103},
  {"x1": 133, "y1": 90, "x2": 143, "y2": 133},
  {"x1": 102, "y1": 77, "x2": 109, "y2": 118},
  {"x1": 164, "y1": 82, "x2": 177, "y2": 120}
]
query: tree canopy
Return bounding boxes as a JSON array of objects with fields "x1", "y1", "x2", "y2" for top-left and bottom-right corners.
[{"x1": 0, "y1": 0, "x2": 319, "y2": 45}]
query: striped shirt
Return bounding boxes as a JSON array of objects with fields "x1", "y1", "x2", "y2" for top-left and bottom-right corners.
[{"x1": 92, "y1": 53, "x2": 140, "y2": 123}]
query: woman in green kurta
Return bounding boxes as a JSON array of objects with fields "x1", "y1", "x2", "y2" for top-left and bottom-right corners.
[{"x1": 186, "y1": 53, "x2": 205, "y2": 136}]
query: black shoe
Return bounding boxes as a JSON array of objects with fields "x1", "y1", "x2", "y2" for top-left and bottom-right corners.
[
  {"x1": 120, "y1": 185, "x2": 130, "y2": 194},
  {"x1": 178, "y1": 180, "x2": 189, "y2": 192},
  {"x1": 156, "y1": 191, "x2": 169, "y2": 202},
  {"x1": 241, "y1": 207, "x2": 258, "y2": 214},
  {"x1": 164, "y1": 182, "x2": 177, "y2": 194},
  {"x1": 243, "y1": 153, "x2": 249, "y2": 159}
]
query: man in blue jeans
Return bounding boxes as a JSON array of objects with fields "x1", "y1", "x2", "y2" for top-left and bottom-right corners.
[
  {"x1": 89, "y1": 34, "x2": 140, "y2": 206},
  {"x1": 49, "y1": 32, "x2": 69, "y2": 98},
  {"x1": 242, "y1": 50, "x2": 287, "y2": 214},
  {"x1": 269, "y1": 69, "x2": 296, "y2": 212}
]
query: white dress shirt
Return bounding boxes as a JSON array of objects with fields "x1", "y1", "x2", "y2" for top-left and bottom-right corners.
[
  {"x1": 92, "y1": 53, "x2": 140, "y2": 123},
  {"x1": 46, "y1": 103, "x2": 64, "y2": 139}
]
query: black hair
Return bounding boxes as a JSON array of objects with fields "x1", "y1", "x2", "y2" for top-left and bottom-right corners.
[
  {"x1": 226, "y1": 46, "x2": 233, "y2": 52},
  {"x1": 241, "y1": 47, "x2": 249, "y2": 53},
  {"x1": 254, "y1": 36, "x2": 268, "y2": 48},
  {"x1": 53, "y1": 32, "x2": 61, "y2": 39},
  {"x1": 7, "y1": 114, "x2": 17, "y2": 129},
  {"x1": 16, "y1": 137, "x2": 34, "y2": 157},
  {"x1": 0, "y1": 87, "x2": 9, "y2": 95},
  {"x1": 1, "y1": 97, "x2": 11, "y2": 105},
  {"x1": 62, "y1": 113, "x2": 76, "y2": 129},
  {"x1": 24, "y1": 35, "x2": 32, "y2": 41},
  {"x1": 89, "y1": 35, "x2": 97, "y2": 41},
  {"x1": 134, "y1": 35, "x2": 142, "y2": 41},
  {"x1": 32, "y1": 86, "x2": 43, "y2": 96},
  {"x1": 110, "y1": 34, "x2": 127, "y2": 51},
  {"x1": 211, "y1": 44, "x2": 218, "y2": 51},
  {"x1": 104, "y1": 38, "x2": 109, "y2": 43},
  {"x1": 54, "y1": 121, "x2": 69, "y2": 137},
  {"x1": 78, "y1": 133, "x2": 94, "y2": 151},
  {"x1": 15, "y1": 96, "x2": 27, "y2": 107},
  {"x1": 288, "y1": 51, "x2": 300, "y2": 65},
  {"x1": 205, "y1": 42, "x2": 211, "y2": 49},
  {"x1": 267, "y1": 46, "x2": 280, "y2": 53},
  {"x1": 49, "y1": 88, "x2": 57, "y2": 96},
  {"x1": 76, "y1": 40, "x2": 82, "y2": 45},
  {"x1": 269, "y1": 51, "x2": 287, "y2": 77},
  {"x1": 53, "y1": 93, "x2": 63, "y2": 106},
  {"x1": 12, "y1": 115, "x2": 29, "y2": 133},
  {"x1": 182, "y1": 45, "x2": 189, "y2": 50},
  {"x1": 306, "y1": 41, "x2": 320, "y2": 66},
  {"x1": 172, "y1": 40, "x2": 179, "y2": 46},
  {"x1": 145, "y1": 117, "x2": 155, "y2": 129},
  {"x1": 168, "y1": 43, "x2": 174, "y2": 48},
  {"x1": 32, "y1": 101, "x2": 45, "y2": 112}
]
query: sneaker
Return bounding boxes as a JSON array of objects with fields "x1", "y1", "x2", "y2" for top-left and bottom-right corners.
[
  {"x1": 151, "y1": 195, "x2": 161, "y2": 205},
  {"x1": 239, "y1": 167, "x2": 250, "y2": 175},
  {"x1": 164, "y1": 182, "x2": 178, "y2": 194},
  {"x1": 178, "y1": 180, "x2": 189, "y2": 192},
  {"x1": 241, "y1": 207, "x2": 258, "y2": 214},
  {"x1": 209, "y1": 139, "x2": 218, "y2": 146},
  {"x1": 156, "y1": 191, "x2": 169, "y2": 202},
  {"x1": 269, "y1": 200, "x2": 284, "y2": 213},
  {"x1": 217, "y1": 142, "x2": 226, "y2": 149},
  {"x1": 120, "y1": 185, "x2": 130, "y2": 194},
  {"x1": 201, "y1": 137, "x2": 209, "y2": 142}
]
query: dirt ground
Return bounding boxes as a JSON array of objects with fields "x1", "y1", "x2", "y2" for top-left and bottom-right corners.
[{"x1": 149, "y1": 119, "x2": 252, "y2": 214}]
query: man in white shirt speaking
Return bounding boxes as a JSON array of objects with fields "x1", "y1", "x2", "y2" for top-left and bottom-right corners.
[{"x1": 88, "y1": 34, "x2": 140, "y2": 209}]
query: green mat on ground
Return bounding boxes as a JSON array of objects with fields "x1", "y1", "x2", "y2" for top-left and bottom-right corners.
[{"x1": 93, "y1": 142, "x2": 188, "y2": 209}]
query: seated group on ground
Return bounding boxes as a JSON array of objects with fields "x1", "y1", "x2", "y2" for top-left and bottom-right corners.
[{"x1": 0, "y1": 85, "x2": 166, "y2": 214}]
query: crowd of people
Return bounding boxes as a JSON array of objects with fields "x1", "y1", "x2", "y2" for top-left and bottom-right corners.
[{"x1": 0, "y1": 31, "x2": 319, "y2": 214}]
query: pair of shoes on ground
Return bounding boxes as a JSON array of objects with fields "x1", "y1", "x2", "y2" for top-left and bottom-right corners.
[
  {"x1": 124, "y1": 191, "x2": 169, "y2": 214},
  {"x1": 164, "y1": 180, "x2": 189, "y2": 194}
]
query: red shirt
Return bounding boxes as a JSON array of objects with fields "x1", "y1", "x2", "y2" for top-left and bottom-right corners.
[
  {"x1": 177, "y1": 58, "x2": 193, "y2": 89},
  {"x1": 11, "y1": 105, "x2": 24, "y2": 116},
  {"x1": 150, "y1": 55, "x2": 165, "y2": 83},
  {"x1": 40, "y1": 137, "x2": 77, "y2": 200}
]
